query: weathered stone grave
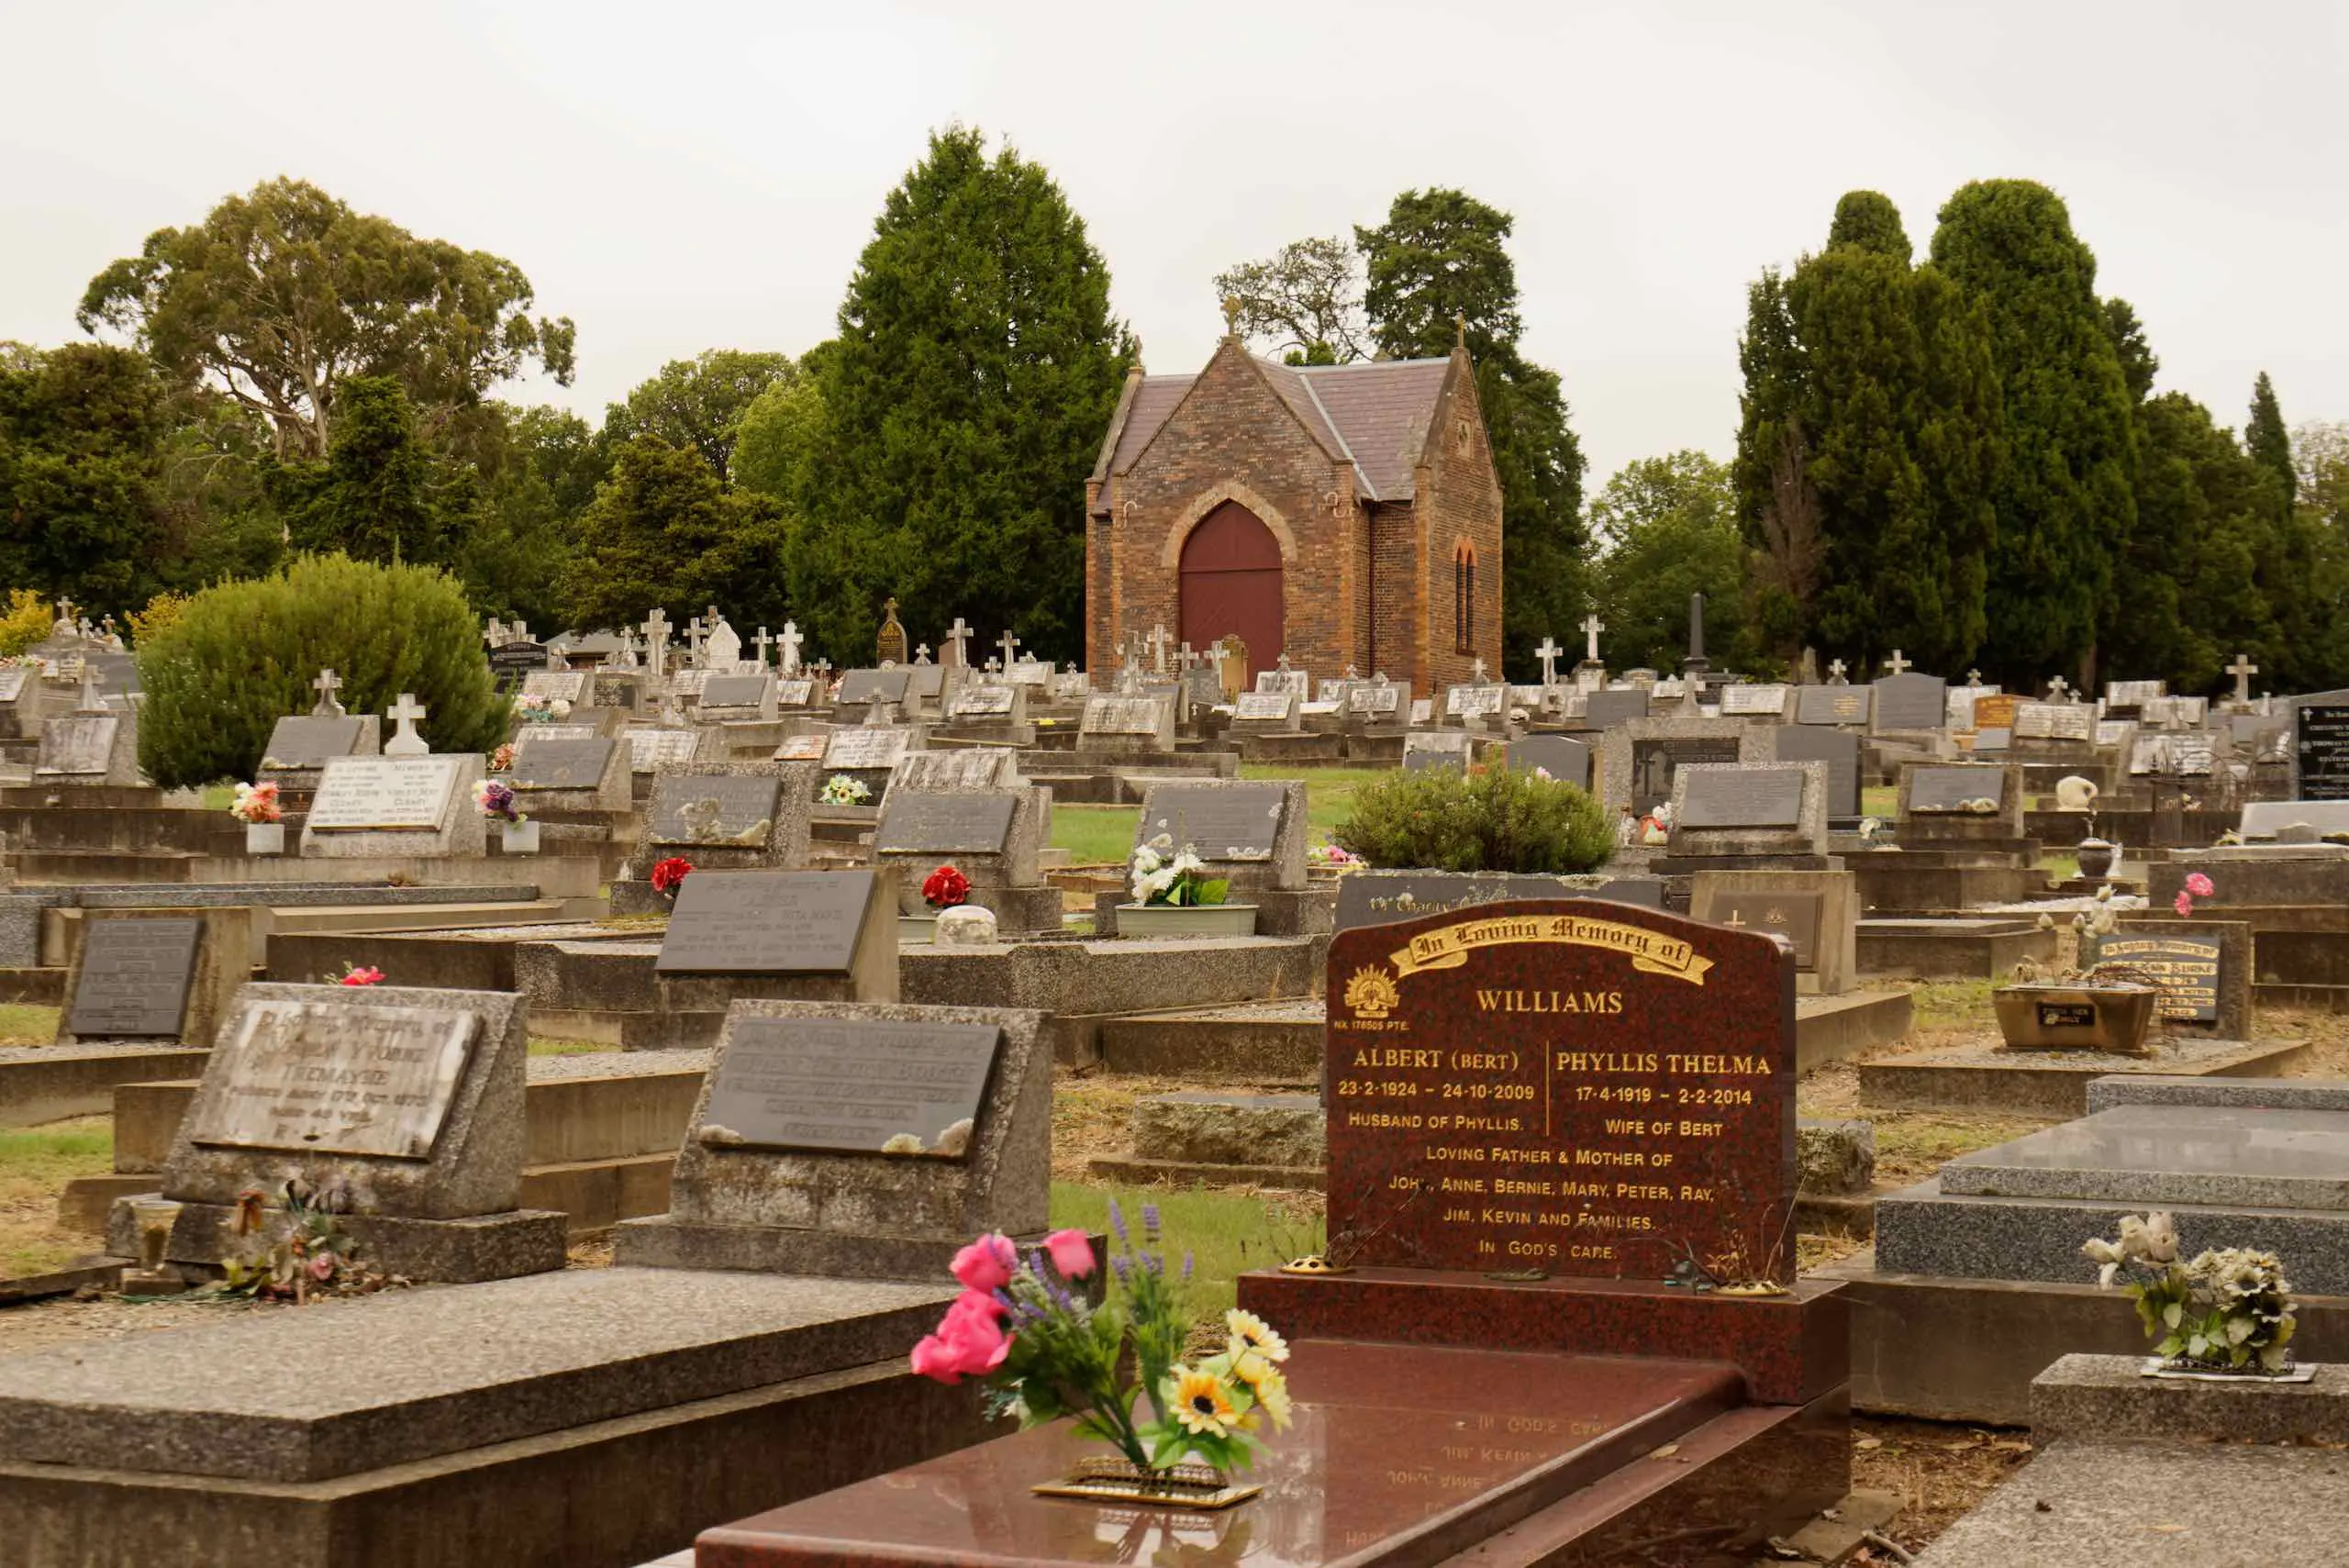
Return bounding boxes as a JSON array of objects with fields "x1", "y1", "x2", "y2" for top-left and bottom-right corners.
[
  {"x1": 56, "y1": 909, "x2": 245, "y2": 1049},
  {"x1": 650, "y1": 869, "x2": 898, "y2": 1048},
  {"x1": 613, "y1": 762, "x2": 815, "y2": 913},
  {"x1": 299, "y1": 753, "x2": 485, "y2": 859},
  {"x1": 506, "y1": 732, "x2": 631, "y2": 813},
  {"x1": 613, "y1": 999, "x2": 1048, "y2": 1277}
]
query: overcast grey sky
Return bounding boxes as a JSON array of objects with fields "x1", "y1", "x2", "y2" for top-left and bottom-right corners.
[{"x1": 5, "y1": 1, "x2": 2342, "y2": 485}]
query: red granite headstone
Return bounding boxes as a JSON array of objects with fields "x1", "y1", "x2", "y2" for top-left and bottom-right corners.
[{"x1": 1325, "y1": 899, "x2": 1796, "y2": 1283}]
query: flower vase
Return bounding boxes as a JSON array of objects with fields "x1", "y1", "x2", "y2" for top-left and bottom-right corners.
[
  {"x1": 244, "y1": 822, "x2": 285, "y2": 855},
  {"x1": 502, "y1": 819, "x2": 540, "y2": 854},
  {"x1": 1031, "y1": 1456, "x2": 1261, "y2": 1511},
  {"x1": 1115, "y1": 903, "x2": 1259, "y2": 938},
  {"x1": 897, "y1": 913, "x2": 938, "y2": 945},
  {"x1": 2076, "y1": 838, "x2": 2115, "y2": 880}
]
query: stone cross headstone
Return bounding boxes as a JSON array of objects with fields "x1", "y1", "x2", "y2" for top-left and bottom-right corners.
[
  {"x1": 75, "y1": 663, "x2": 103, "y2": 713},
  {"x1": 383, "y1": 694, "x2": 429, "y2": 757},
  {"x1": 1826, "y1": 658, "x2": 1848, "y2": 684},
  {"x1": 941, "y1": 617, "x2": 972, "y2": 669},
  {"x1": 997, "y1": 630, "x2": 1020, "y2": 670},
  {"x1": 483, "y1": 616, "x2": 504, "y2": 647},
  {"x1": 2047, "y1": 676, "x2": 2071, "y2": 701},
  {"x1": 686, "y1": 617, "x2": 707, "y2": 667},
  {"x1": 1882, "y1": 650, "x2": 1911, "y2": 675},
  {"x1": 1535, "y1": 637, "x2": 1563, "y2": 688},
  {"x1": 311, "y1": 668, "x2": 345, "y2": 717},
  {"x1": 2228, "y1": 652, "x2": 2259, "y2": 708},
  {"x1": 779, "y1": 621, "x2": 804, "y2": 676},
  {"x1": 1146, "y1": 623, "x2": 1171, "y2": 674},
  {"x1": 753, "y1": 627, "x2": 771, "y2": 667},
  {"x1": 1582, "y1": 613, "x2": 1603, "y2": 663},
  {"x1": 641, "y1": 608, "x2": 671, "y2": 679},
  {"x1": 915, "y1": 643, "x2": 931, "y2": 664}
]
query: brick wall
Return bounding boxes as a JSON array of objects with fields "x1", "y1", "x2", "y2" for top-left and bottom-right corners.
[{"x1": 1418, "y1": 353, "x2": 1505, "y2": 692}]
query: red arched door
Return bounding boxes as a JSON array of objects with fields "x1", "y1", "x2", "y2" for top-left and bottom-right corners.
[{"x1": 1179, "y1": 502, "x2": 1283, "y2": 686}]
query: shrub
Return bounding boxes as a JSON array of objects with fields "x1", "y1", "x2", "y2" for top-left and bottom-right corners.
[
  {"x1": 1333, "y1": 764, "x2": 1614, "y2": 873},
  {"x1": 0, "y1": 589, "x2": 51, "y2": 657},
  {"x1": 135, "y1": 554, "x2": 507, "y2": 788}
]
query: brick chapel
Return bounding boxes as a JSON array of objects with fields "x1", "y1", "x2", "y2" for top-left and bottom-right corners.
[{"x1": 1084, "y1": 320, "x2": 1503, "y2": 695}]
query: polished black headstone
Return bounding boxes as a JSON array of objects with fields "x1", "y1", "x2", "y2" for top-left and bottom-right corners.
[
  {"x1": 508, "y1": 737, "x2": 618, "y2": 791},
  {"x1": 262, "y1": 716, "x2": 367, "y2": 769},
  {"x1": 1508, "y1": 734, "x2": 1592, "y2": 791},
  {"x1": 1871, "y1": 673, "x2": 1947, "y2": 731},
  {"x1": 1707, "y1": 891, "x2": 1823, "y2": 968},
  {"x1": 487, "y1": 642, "x2": 546, "y2": 692},
  {"x1": 1795, "y1": 686, "x2": 1872, "y2": 727},
  {"x1": 66, "y1": 918, "x2": 203, "y2": 1038},
  {"x1": 1677, "y1": 766, "x2": 1804, "y2": 828},
  {"x1": 837, "y1": 668, "x2": 912, "y2": 706},
  {"x1": 1909, "y1": 767, "x2": 2005, "y2": 813},
  {"x1": 1582, "y1": 689, "x2": 1650, "y2": 728},
  {"x1": 1770, "y1": 728, "x2": 1859, "y2": 819},
  {"x1": 699, "y1": 673, "x2": 771, "y2": 708},
  {"x1": 1630, "y1": 735, "x2": 1741, "y2": 816},
  {"x1": 654, "y1": 870, "x2": 876, "y2": 975},
  {"x1": 2297, "y1": 703, "x2": 2349, "y2": 801}
]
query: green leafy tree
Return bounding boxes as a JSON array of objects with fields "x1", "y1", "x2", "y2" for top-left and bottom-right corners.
[
  {"x1": 1930, "y1": 180, "x2": 2135, "y2": 684},
  {"x1": 2246, "y1": 373, "x2": 2295, "y2": 508},
  {"x1": 731, "y1": 370, "x2": 828, "y2": 507},
  {"x1": 601, "y1": 350, "x2": 794, "y2": 483},
  {"x1": 457, "y1": 404, "x2": 603, "y2": 631},
  {"x1": 563, "y1": 438, "x2": 789, "y2": 635},
  {"x1": 791, "y1": 128, "x2": 1133, "y2": 663},
  {"x1": 1211, "y1": 237, "x2": 1368, "y2": 365},
  {"x1": 78, "y1": 177, "x2": 575, "y2": 461},
  {"x1": 263, "y1": 376, "x2": 465, "y2": 567},
  {"x1": 1734, "y1": 194, "x2": 2001, "y2": 672},
  {"x1": 1588, "y1": 451, "x2": 1755, "y2": 673},
  {"x1": 1357, "y1": 189, "x2": 1586, "y2": 678},
  {"x1": 136, "y1": 553, "x2": 507, "y2": 786},
  {"x1": 1333, "y1": 764, "x2": 1612, "y2": 873},
  {"x1": 0, "y1": 343, "x2": 173, "y2": 618}
]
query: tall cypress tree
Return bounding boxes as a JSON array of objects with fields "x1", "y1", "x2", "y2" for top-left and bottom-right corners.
[
  {"x1": 1929, "y1": 181, "x2": 2135, "y2": 685},
  {"x1": 1357, "y1": 189, "x2": 1586, "y2": 678},
  {"x1": 1734, "y1": 193, "x2": 1999, "y2": 673},
  {"x1": 790, "y1": 128, "x2": 1133, "y2": 664},
  {"x1": 2246, "y1": 373, "x2": 2295, "y2": 508}
]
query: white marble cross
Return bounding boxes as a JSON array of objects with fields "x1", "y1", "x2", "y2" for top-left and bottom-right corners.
[
  {"x1": 915, "y1": 643, "x2": 932, "y2": 664},
  {"x1": 54, "y1": 595, "x2": 75, "y2": 631},
  {"x1": 1146, "y1": 623, "x2": 1171, "y2": 673},
  {"x1": 1471, "y1": 656, "x2": 1488, "y2": 684},
  {"x1": 2228, "y1": 652, "x2": 2259, "y2": 705},
  {"x1": 640, "y1": 608, "x2": 670, "y2": 678},
  {"x1": 1276, "y1": 651, "x2": 1293, "y2": 673},
  {"x1": 942, "y1": 617, "x2": 973, "y2": 668},
  {"x1": 984, "y1": 656, "x2": 1002, "y2": 675},
  {"x1": 1827, "y1": 658, "x2": 1847, "y2": 682},
  {"x1": 384, "y1": 693, "x2": 429, "y2": 756},
  {"x1": 311, "y1": 668, "x2": 344, "y2": 717},
  {"x1": 1883, "y1": 650, "x2": 1911, "y2": 675},
  {"x1": 1966, "y1": 669, "x2": 1982, "y2": 686},
  {"x1": 686, "y1": 617, "x2": 706, "y2": 665},
  {"x1": 1534, "y1": 637, "x2": 1563, "y2": 688},
  {"x1": 998, "y1": 630, "x2": 1020, "y2": 669},
  {"x1": 780, "y1": 621, "x2": 804, "y2": 675},
  {"x1": 2047, "y1": 676, "x2": 2072, "y2": 701},
  {"x1": 482, "y1": 615, "x2": 504, "y2": 646},
  {"x1": 74, "y1": 663, "x2": 103, "y2": 712},
  {"x1": 1581, "y1": 613, "x2": 1603, "y2": 662},
  {"x1": 754, "y1": 627, "x2": 771, "y2": 666}
]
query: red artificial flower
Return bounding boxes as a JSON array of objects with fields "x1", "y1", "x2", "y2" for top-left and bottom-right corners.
[
  {"x1": 651, "y1": 857, "x2": 695, "y2": 895},
  {"x1": 340, "y1": 965, "x2": 384, "y2": 987},
  {"x1": 922, "y1": 863, "x2": 972, "y2": 909}
]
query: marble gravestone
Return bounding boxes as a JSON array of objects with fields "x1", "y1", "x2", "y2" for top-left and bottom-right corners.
[
  {"x1": 820, "y1": 728, "x2": 918, "y2": 806},
  {"x1": 120, "y1": 983, "x2": 566, "y2": 1284},
  {"x1": 1401, "y1": 730, "x2": 1474, "y2": 771},
  {"x1": 1794, "y1": 685, "x2": 1871, "y2": 728},
  {"x1": 612, "y1": 1000, "x2": 1050, "y2": 1279},
  {"x1": 33, "y1": 704, "x2": 139, "y2": 785},
  {"x1": 835, "y1": 669, "x2": 912, "y2": 713},
  {"x1": 624, "y1": 728, "x2": 705, "y2": 773},
  {"x1": 1600, "y1": 716, "x2": 1753, "y2": 820},
  {"x1": 1335, "y1": 872, "x2": 1666, "y2": 932},
  {"x1": 519, "y1": 669, "x2": 588, "y2": 706},
  {"x1": 945, "y1": 681, "x2": 1025, "y2": 726},
  {"x1": 1718, "y1": 684, "x2": 1789, "y2": 718},
  {"x1": 1321, "y1": 900, "x2": 1797, "y2": 1282},
  {"x1": 653, "y1": 868, "x2": 897, "y2": 998},
  {"x1": 505, "y1": 733, "x2": 630, "y2": 812},
  {"x1": 1870, "y1": 673, "x2": 1947, "y2": 734},
  {"x1": 1444, "y1": 683, "x2": 1509, "y2": 730},
  {"x1": 696, "y1": 672, "x2": 777, "y2": 719},
  {"x1": 56, "y1": 909, "x2": 246, "y2": 1049},
  {"x1": 299, "y1": 754, "x2": 484, "y2": 858},
  {"x1": 1230, "y1": 690, "x2": 1301, "y2": 734},
  {"x1": 1769, "y1": 726, "x2": 1862, "y2": 822},
  {"x1": 613, "y1": 762, "x2": 817, "y2": 914},
  {"x1": 1078, "y1": 693, "x2": 1175, "y2": 751}
]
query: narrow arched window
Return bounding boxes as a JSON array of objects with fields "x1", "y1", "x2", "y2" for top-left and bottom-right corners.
[{"x1": 1453, "y1": 541, "x2": 1476, "y2": 655}]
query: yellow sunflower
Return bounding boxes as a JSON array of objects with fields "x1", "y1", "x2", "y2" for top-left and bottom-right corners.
[
  {"x1": 1171, "y1": 1366, "x2": 1239, "y2": 1438},
  {"x1": 1247, "y1": 1366, "x2": 1294, "y2": 1432},
  {"x1": 1226, "y1": 1308, "x2": 1289, "y2": 1364}
]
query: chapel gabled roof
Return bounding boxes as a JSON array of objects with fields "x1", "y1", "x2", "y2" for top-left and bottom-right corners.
[{"x1": 1092, "y1": 352, "x2": 1455, "y2": 512}]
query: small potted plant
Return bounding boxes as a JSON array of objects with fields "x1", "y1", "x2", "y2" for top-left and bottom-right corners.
[
  {"x1": 912, "y1": 1203, "x2": 1289, "y2": 1507},
  {"x1": 1306, "y1": 841, "x2": 1366, "y2": 880},
  {"x1": 903, "y1": 863, "x2": 970, "y2": 944},
  {"x1": 474, "y1": 778, "x2": 537, "y2": 853},
  {"x1": 650, "y1": 856, "x2": 694, "y2": 904},
  {"x1": 489, "y1": 741, "x2": 516, "y2": 773},
  {"x1": 229, "y1": 780, "x2": 284, "y2": 854},
  {"x1": 2086, "y1": 1212, "x2": 2304, "y2": 1380},
  {"x1": 1118, "y1": 833, "x2": 1255, "y2": 938}
]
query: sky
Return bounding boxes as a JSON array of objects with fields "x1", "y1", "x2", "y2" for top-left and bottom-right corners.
[{"x1": 5, "y1": 1, "x2": 2344, "y2": 486}]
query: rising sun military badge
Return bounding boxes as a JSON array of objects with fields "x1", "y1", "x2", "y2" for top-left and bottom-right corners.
[{"x1": 1342, "y1": 965, "x2": 1399, "y2": 1019}]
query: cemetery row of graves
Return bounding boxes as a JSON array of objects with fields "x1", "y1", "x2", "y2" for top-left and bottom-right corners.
[{"x1": 2, "y1": 593, "x2": 2349, "y2": 1566}]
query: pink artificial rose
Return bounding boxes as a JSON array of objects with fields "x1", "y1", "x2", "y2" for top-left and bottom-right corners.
[
  {"x1": 1043, "y1": 1229, "x2": 1096, "y2": 1279},
  {"x1": 2185, "y1": 873, "x2": 2215, "y2": 898},
  {"x1": 936, "y1": 1292, "x2": 1009, "y2": 1373},
  {"x1": 951, "y1": 1232, "x2": 1016, "y2": 1294},
  {"x1": 909, "y1": 1333, "x2": 963, "y2": 1384},
  {"x1": 2174, "y1": 890, "x2": 2195, "y2": 917},
  {"x1": 306, "y1": 1253, "x2": 337, "y2": 1282}
]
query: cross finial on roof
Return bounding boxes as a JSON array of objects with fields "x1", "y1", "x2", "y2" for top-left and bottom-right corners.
[
  {"x1": 1454, "y1": 313, "x2": 1467, "y2": 349},
  {"x1": 1220, "y1": 295, "x2": 1241, "y2": 338}
]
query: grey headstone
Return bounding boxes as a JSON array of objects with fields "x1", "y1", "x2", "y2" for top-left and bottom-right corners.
[
  {"x1": 873, "y1": 793, "x2": 1017, "y2": 855},
  {"x1": 63, "y1": 917, "x2": 201, "y2": 1039},
  {"x1": 698, "y1": 1016, "x2": 1003, "y2": 1157},
  {"x1": 654, "y1": 870, "x2": 880, "y2": 975}
]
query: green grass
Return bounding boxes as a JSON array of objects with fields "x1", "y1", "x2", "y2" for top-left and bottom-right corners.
[
  {"x1": 528, "y1": 1037, "x2": 616, "y2": 1058},
  {"x1": 1238, "y1": 764, "x2": 1390, "y2": 841},
  {"x1": 2038, "y1": 853, "x2": 2080, "y2": 884},
  {"x1": 1, "y1": 1117, "x2": 113, "y2": 1279},
  {"x1": 1906, "y1": 979, "x2": 1998, "y2": 1029},
  {"x1": 1052, "y1": 806, "x2": 1141, "y2": 866},
  {"x1": 1049, "y1": 1181, "x2": 1324, "y2": 1318},
  {"x1": 0, "y1": 1005, "x2": 56, "y2": 1046},
  {"x1": 1873, "y1": 1114, "x2": 2054, "y2": 1184},
  {"x1": 1861, "y1": 784, "x2": 1897, "y2": 819},
  {"x1": 199, "y1": 784, "x2": 234, "y2": 811}
]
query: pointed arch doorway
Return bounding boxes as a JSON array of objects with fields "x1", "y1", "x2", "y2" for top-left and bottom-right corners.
[{"x1": 1178, "y1": 501, "x2": 1284, "y2": 687}]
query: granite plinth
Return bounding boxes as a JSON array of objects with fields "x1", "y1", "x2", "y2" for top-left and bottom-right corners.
[
  {"x1": 0, "y1": 1267, "x2": 956, "y2": 1484},
  {"x1": 1941, "y1": 1103, "x2": 2349, "y2": 1209},
  {"x1": 2033, "y1": 1352, "x2": 2349, "y2": 1443},
  {"x1": 104, "y1": 1199, "x2": 566, "y2": 1284},
  {"x1": 2087, "y1": 1073, "x2": 2349, "y2": 1114},
  {"x1": 1916, "y1": 1440, "x2": 2349, "y2": 1568},
  {"x1": 695, "y1": 1340, "x2": 1767, "y2": 1568},
  {"x1": 1236, "y1": 1270, "x2": 1846, "y2": 1407},
  {"x1": 1857, "y1": 1036, "x2": 2309, "y2": 1117},
  {"x1": 1875, "y1": 1175, "x2": 2349, "y2": 1294}
]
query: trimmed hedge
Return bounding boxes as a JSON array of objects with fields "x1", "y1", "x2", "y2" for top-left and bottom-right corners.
[
  {"x1": 135, "y1": 554, "x2": 507, "y2": 788},
  {"x1": 1332, "y1": 763, "x2": 1614, "y2": 874}
]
